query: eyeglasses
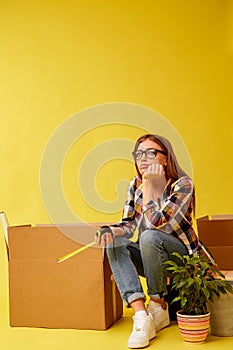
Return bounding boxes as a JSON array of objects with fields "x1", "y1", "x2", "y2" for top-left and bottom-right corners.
[{"x1": 132, "y1": 148, "x2": 167, "y2": 160}]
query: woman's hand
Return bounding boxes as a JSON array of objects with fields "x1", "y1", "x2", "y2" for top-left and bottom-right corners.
[
  {"x1": 142, "y1": 163, "x2": 167, "y2": 205},
  {"x1": 94, "y1": 226, "x2": 114, "y2": 246},
  {"x1": 142, "y1": 163, "x2": 165, "y2": 182},
  {"x1": 94, "y1": 226, "x2": 125, "y2": 246},
  {"x1": 95, "y1": 231, "x2": 114, "y2": 246}
]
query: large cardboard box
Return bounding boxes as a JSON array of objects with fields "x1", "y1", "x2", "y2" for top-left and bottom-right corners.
[
  {"x1": 197, "y1": 215, "x2": 233, "y2": 270},
  {"x1": 8, "y1": 224, "x2": 123, "y2": 330}
]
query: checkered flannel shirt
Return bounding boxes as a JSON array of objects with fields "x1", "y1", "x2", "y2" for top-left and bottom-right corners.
[{"x1": 116, "y1": 175, "x2": 213, "y2": 261}]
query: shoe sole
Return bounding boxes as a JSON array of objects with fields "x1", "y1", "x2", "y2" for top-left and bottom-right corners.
[{"x1": 128, "y1": 331, "x2": 156, "y2": 349}]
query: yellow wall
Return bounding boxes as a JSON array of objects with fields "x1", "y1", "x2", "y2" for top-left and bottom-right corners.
[{"x1": 0, "y1": 0, "x2": 232, "y2": 227}]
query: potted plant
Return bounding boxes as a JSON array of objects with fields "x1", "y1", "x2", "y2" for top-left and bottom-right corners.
[{"x1": 165, "y1": 252, "x2": 233, "y2": 343}]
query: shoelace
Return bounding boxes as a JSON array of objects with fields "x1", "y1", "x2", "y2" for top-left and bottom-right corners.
[
  {"x1": 133, "y1": 315, "x2": 149, "y2": 332},
  {"x1": 148, "y1": 301, "x2": 167, "y2": 313},
  {"x1": 149, "y1": 305, "x2": 162, "y2": 314}
]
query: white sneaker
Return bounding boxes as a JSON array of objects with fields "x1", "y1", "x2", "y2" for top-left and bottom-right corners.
[
  {"x1": 147, "y1": 301, "x2": 170, "y2": 332},
  {"x1": 128, "y1": 312, "x2": 156, "y2": 349}
]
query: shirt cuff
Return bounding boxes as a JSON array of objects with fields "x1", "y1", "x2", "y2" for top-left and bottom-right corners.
[{"x1": 142, "y1": 199, "x2": 160, "y2": 212}]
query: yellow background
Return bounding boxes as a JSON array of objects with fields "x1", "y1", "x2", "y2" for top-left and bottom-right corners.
[
  {"x1": 0, "y1": 2, "x2": 233, "y2": 349},
  {"x1": 0, "y1": 0, "x2": 233, "y2": 227}
]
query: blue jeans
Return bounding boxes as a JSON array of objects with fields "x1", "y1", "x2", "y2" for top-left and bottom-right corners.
[{"x1": 106, "y1": 229, "x2": 188, "y2": 307}]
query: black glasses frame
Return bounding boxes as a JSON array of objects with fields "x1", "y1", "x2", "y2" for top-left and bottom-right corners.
[{"x1": 132, "y1": 148, "x2": 167, "y2": 160}]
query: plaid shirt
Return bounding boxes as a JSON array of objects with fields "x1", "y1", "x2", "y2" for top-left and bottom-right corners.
[{"x1": 116, "y1": 175, "x2": 213, "y2": 261}]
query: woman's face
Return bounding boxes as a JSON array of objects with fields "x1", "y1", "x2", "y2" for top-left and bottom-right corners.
[{"x1": 135, "y1": 139, "x2": 167, "y2": 176}]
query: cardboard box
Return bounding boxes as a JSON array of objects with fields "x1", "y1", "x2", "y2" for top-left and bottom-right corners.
[
  {"x1": 197, "y1": 215, "x2": 233, "y2": 270},
  {"x1": 8, "y1": 224, "x2": 123, "y2": 330}
]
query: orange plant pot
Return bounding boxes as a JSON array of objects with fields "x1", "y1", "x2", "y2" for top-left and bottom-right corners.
[{"x1": 176, "y1": 311, "x2": 210, "y2": 343}]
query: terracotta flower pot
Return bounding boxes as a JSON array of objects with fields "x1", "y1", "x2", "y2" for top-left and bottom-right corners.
[{"x1": 176, "y1": 311, "x2": 210, "y2": 343}]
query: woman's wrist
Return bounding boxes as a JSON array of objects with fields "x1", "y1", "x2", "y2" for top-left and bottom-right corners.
[{"x1": 111, "y1": 226, "x2": 124, "y2": 237}]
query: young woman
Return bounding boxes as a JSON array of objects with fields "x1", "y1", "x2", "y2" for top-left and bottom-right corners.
[{"x1": 95, "y1": 134, "x2": 213, "y2": 349}]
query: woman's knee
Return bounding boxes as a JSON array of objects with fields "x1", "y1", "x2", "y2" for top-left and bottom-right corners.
[{"x1": 140, "y1": 229, "x2": 161, "y2": 248}]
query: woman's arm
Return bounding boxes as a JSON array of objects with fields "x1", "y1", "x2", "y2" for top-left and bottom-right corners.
[
  {"x1": 142, "y1": 176, "x2": 194, "y2": 234},
  {"x1": 95, "y1": 177, "x2": 139, "y2": 246},
  {"x1": 142, "y1": 163, "x2": 167, "y2": 205}
]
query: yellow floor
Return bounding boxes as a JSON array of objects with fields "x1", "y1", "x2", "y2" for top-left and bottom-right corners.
[{"x1": 1, "y1": 234, "x2": 233, "y2": 350}]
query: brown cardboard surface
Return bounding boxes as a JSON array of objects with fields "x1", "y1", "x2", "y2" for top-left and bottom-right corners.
[
  {"x1": 220, "y1": 270, "x2": 233, "y2": 281},
  {"x1": 197, "y1": 215, "x2": 233, "y2": 270},
  {"x1": 8, "y1": 224, "x2": 123, "y2": 330}
]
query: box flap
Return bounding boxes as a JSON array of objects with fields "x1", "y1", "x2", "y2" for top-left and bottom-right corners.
[
  {"x1": 8, "y1": 225, "x2": 103, "y2": 262},
  {"x1": 211, "y1": 214, "x2": 233, "y2": 220},
  {"x1": 196, "y1": 215, "x2": 209, "y2": 221},
  {"x1": 197, "y1": 216, "x2": 233, "y2": 246},
  {"x1": 197, "y1": 214, "x2": 233, "y2": 222}
]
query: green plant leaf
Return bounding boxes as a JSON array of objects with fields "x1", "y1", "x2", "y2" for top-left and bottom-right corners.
[{"x1": 164, "y1": 251, "x2": 233, "y2": 315}]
